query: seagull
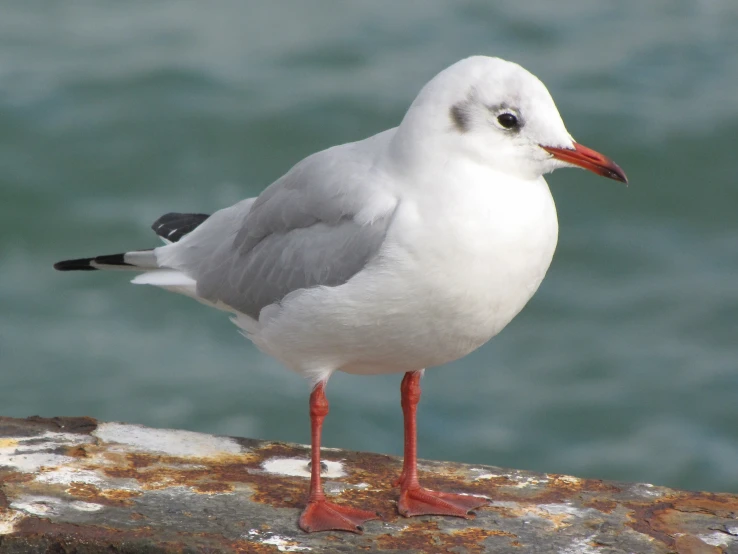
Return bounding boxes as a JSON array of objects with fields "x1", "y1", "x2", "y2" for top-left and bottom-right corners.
[{"x1": 54, "y1": 56, "x2": 627, "y2": 533}]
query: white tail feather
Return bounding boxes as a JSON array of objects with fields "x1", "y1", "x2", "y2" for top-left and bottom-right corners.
[{"x1": 132, "y1": 270, "x2": 198, "y2": 298}]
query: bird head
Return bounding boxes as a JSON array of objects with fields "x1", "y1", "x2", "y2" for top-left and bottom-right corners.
[{"x1": 396, "y1": 56, "x2": 627, "y2": 184}]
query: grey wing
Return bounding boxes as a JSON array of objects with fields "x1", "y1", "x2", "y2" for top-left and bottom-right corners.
[
  {"x1": 163, "y1": 136, "x2": 398, "y2": 319},
  {"x1": 196, "y1": 217, "x2": 391, "y2": 319}
]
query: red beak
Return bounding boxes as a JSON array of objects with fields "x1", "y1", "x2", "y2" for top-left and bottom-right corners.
[{"x1": 541, "y1": 142, "x2": 628, "y2": 184}]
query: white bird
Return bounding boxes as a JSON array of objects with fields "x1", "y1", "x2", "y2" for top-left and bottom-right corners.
[{"x1": 55, "y1": 55, "x2": 627, "y2": 534}]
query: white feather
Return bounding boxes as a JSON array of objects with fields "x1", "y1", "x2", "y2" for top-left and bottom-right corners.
[{"x1": 132, "y1": 271, "x2": 197, "y2": 298}]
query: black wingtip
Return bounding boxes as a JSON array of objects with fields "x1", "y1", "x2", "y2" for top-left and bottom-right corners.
[
  {"x1": 152, "y1": 212, "x2": 210, "y2": 243},
  {"x1": 54, "y1": 258, "x2": 98, "y2": 271}
]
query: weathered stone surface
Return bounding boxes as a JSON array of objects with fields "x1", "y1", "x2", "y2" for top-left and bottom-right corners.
[{"x1": 1, "y1": 416, "x2": 737, "y2": 553}]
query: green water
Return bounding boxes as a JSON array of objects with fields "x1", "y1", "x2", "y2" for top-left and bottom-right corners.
[{"x1": 2, "y1": 1, "x2": 737, "y2": 494}]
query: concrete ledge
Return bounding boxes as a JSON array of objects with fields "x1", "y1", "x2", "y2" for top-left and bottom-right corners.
[{"x1": 1, "y1": 416, "x2": 737, "y2": 553}]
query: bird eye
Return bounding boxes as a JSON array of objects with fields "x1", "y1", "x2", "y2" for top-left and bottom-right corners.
[{"x1": 497, "y1": 113, "x2": 518, "y2": 129}]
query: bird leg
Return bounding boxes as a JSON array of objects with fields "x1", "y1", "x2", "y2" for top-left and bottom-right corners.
[
  {"x1": 298, "y1": 381, "x2": 379, "y2": 533},
  {"x1": 395, "y1": 370, "x2": 489, "y2": 518}
]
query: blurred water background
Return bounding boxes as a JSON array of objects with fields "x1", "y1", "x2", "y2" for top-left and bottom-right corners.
[{"x1": 1, "y1": 1, "x2": 737, "y2": 494}]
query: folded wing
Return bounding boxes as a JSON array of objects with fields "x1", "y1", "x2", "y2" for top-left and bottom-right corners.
[{"x1": 156, "y1": 134, "x2": 398, "y2": 320}]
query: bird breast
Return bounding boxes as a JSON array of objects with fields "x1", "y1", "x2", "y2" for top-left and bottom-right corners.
[{"x1": 380, "y1": 173, "x2": 559, "y2": 359}]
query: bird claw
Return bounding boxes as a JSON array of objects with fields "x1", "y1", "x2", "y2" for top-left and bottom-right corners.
[
  {"x1": 397, "y1": 486, "x2": 489, "y2": 518},
  {"x1": 298, "y1": 499, "x2": 380, "y2": 534}
]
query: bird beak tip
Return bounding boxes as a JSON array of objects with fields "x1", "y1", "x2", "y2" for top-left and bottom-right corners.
[
  {"x1": 542, "y1": 142, "x2": 628, "y2": 185},
  {"x1": 604, "y1": 166, "x2": 629, "y2": 185}
]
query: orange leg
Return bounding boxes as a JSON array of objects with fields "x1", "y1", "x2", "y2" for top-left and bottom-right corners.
[
  {"x1": 395, "y1": 370, "x2": 489, "y2": 518},
  {"x1": 298, "y1": 381, "x2": 379, "y2": 533}
]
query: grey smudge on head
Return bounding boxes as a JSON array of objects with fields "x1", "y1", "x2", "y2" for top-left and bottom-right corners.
[
  {"x1": 450, "y1": 102, "x2": 471, "y2": 133},
  {"x1": 450, "y1": 87, "x2": 481, "y2": 133}
]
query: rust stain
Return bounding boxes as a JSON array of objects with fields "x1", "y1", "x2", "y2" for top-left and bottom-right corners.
[
  {"x1": 22, "y1": 416, "x2": 98, "y2": 435},
  {"x1": 518, "y1": 475, "x2": 619, "y2": 505},
  {"x1": 65, "y1": 445, "x2": 88, "y2": 458},
  {"x1": 625, "y1": 500, "x2": 676, "y2": 546},
  {"x1": 15, "y1": 516, "x2": 154, "y2": 541},
  {"x1": 0, "y1": 472, "x2": 35, "y2": 485},
  {"x1": 246, "y1": 472, "x2": 323, "y2": 511},
  {"x1": 66, "y1": 482, "x2": 140, "y2": 506},
  {"x1": 12, "y1": 517, "x2": 279, "y2": 553},
  {"x1": 671, "y1": 493, "x2": 738, "y2": 519},
  {"x1": 471, "y1": 474, "x2": 515, "y2": 489},
  {"x1": 584, "y1": 499, "x2": 618, "y2": 514},
  {"x1": 673, "y1": 534, "x2": 724, "y2": 554},
  {"x1": 128, "y1": 453, "x2": 156, "y2": 469},
  {"x1": 243, "y1": 443, "x2": 398, "y2": 514},
  {"x1": 490, "y1": 503, "x2": 578, "y2": 530},
  {"x1": 486, "y1": 504, "x2": 523, "y2": 520},
  {"x1": 415, "y1": 474, "x2": 492, "y2": 498},
  {"x1": 98, "y1": 451, "x2": 254, "y2": 494},
  {"x1": 461, "y1": 471, "x2": 621, "y2": 509},
  {"x1": 374, "y1": 520, "x2": 516, "y2": 553},
  {"x1": 623, "y1": 490, "x2": 738, "y2": 549},
  {"x1": 191, "y1": 482, "x2": 235, "y2": 494}
]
